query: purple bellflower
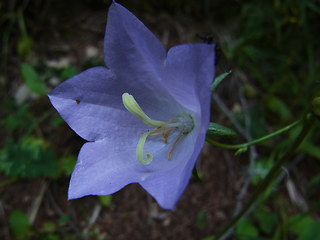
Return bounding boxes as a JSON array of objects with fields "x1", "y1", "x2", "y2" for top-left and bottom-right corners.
[{"x1": 48, "y1": 1, "x2": 215, "y2": 210}]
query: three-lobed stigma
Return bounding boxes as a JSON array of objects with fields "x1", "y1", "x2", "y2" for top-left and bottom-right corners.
[{"x1": 122, "y1": 93, "x2": 194, "y2": 165}]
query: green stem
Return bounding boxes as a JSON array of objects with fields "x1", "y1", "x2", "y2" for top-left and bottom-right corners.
[
  {"x1": 214, "y1": 114, "x2": 316, "y2": 240},
  {"x1": 211, "y1": 71, "x2": 232, "y2": 92},
  {"x1": 17, "y1": 9, "x2": 28, "y2": 36},
  {"x1": 206, "y1": 119, "x2": 301, "y2": 150}
]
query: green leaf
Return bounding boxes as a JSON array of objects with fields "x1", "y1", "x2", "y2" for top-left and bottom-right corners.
[
  {"x1": 243, "y1": 83, "x2": 257, "y2": 98},
  {"x1": 0, "y1": 137, "x2": 59, "y2": 178},
  {"x1": 297, "y1": 221, "x2": 320, "y2": 240},
  {"x1": 17, "y1": 35, "x2": 33, "y2": 58},
  {"x1": 192, "y1": 166, "x2": 203, "y2": 181},
  {"x1": 308, "y1": 174, "x2": 320, "y2": 187},
  {"x1": 21, "y1": 63, "x2": 46, "y2": 95},
  {"x1": 42, "y1": 221, "x2": 56, "y2": 233},
  {"x1": 235, "y1": 218, "x2": 259, "y2": 240},
  {"x1": 99, "y1": 195, "x2": 112, "y2": 207},
  {"x1": 211, "y1": 71, "x2": 231, "y2": 92},
  {"x1": 9, "y1": 210, "x2": 31, "y2": 238},
  {"x1": 60, "y1": 66, "x2": 77, "y2": 81},
  {"x1": 251, "y1": 157, "x2": 274, "y2": 185},
  {"x1": 1, "y1": 104, "x2": 33, "y2": 131},
  {"x1": 51, "y1": 114, "x2": 64, "y2": 127},
  {"x1": 300, "y1": 141, "x2": 320, "y2": 160},
  {"x1": 265, "y1": 95, "x2": 290, "y2": 121},
  {"x1": 196, "y1": 210, "x2": 206, "y2": 229},
  {"x1": 253, "y1": 207, "x2": 278, "y2": 234},
  {"x1": 61, "y1": 155, "x2": 77, "y2": 176},
  {"x1": 58, "y1": 215, "x2": 70, "y2": 226},
  {"x1": 206, "y1": 122, "x2": 237, "y2": 138},
  {"x1": 289, "y1": 215, "x2": 315, "y2": 235}
]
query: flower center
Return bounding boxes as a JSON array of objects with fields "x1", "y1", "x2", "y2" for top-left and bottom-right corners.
[
  {"x1": 122, "y1": 93, "x2": 194, "y2": 165},
  {"x1": 176, "y1": 113, "x2": 195, "y2": 134}
]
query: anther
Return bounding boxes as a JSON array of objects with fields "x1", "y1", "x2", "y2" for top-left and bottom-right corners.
[{"x1": 149, "y1": 128, "x2": 173, "y2": 144}]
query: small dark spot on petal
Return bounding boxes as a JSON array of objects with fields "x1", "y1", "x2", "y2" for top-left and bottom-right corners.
[{"x1": 76, "y1": 99, "x2": 80, "y2": 104}]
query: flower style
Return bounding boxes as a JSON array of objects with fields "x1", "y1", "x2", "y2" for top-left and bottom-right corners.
[{"x1": 48, "y1": 1, "x2": 215, "y2": 210}]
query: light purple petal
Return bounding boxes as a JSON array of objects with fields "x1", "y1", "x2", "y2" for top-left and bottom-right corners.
[
  {"x1": 68, "y1": 124, "x2": 200, "y2": 201},
  {"x1": 104, "y1": 2, "x2": 166, "y2": 92},
  {"x1": 165, "y1": 43, "x2": 215, "y2": 112},
  {"x1": 165, "y1": 43, "x2": 215, "y2": 151},
  {"x1": 69, "y1": 139, "x2": 140, "y2": 199},
  {"x1": 140, "y1": 166, "x2": 193, "y2": 210},
  {"x1": 48, "y1": 67, "x2": 139, "y2": 141},
  {"x1": 139, "y1": 124, "x2": 203, "y2": 210},
  {"x1": 102, "y1": 2, "x2": 197, "y2": 122},
  {"x1": 48, "y1": 66, "x2": 185, "y2": 142},
  {"x1": 138, "y1": 43, "x2": 215, "y2": 209}
]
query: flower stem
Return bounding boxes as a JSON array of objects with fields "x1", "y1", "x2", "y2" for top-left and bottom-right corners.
[
  {"x1": 213, "y1": 114, "x2": 316, "y2": 240},
  {"x1": 206, "y1": 119, "x2": 302, "y2": 151}
]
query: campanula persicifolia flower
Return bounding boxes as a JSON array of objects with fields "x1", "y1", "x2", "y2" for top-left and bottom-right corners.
[{"x1": 48, "y1": 1, "x2": 215, "y2": 209}]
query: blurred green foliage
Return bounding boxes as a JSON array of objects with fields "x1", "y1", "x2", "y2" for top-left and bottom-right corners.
[
  {"x1": 21, "y1": 63, "x2": 47, "y2": 95},
  {"x1": 231, "y1": 205, "x2": 320, "y2": 240},
  {"x1": 1, "y1": 103, "x2": 33, "y2": 132},
  {"x1": 0, "y1": 137, "x2": 59, "y2": 178},
  {"x1": 196, "y1": 210, "x2": 207, "y2": 230},
  {"x1": 99, "y1": 195, "x2": 112, "y2": 207},
  {"x1": 225, "y1": 0, "x2": 320, "y2": 112},
  {"x1": 235, "y1": 218, "x2": 259, "y2": 240},
  {"x1": 9, "y1": 210, "x2": 31, "y2": 240},
  {"x1": 8, "y1": 209, "x2": 74, "y2": 240}
]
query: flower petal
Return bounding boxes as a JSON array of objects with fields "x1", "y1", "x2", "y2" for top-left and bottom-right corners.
[
  {"x1": 68, "y1": 138, "x2": 142, "y2": 199},
  {"x1": 165, "y1": 43, "x2": 215, "y2": 111},
  {"x1": 138, "y1": 42, "x2": 215, "y2": 209},
  {"x1": 104, "y1": 2, "x2": 166, "y2": 91},
  {"x1": 139, "y1": 135, "x2": 199, "y2": 209},
  {"x1": 140, "y1": 168, "x2": 192, "y2": 210},
  {"x1": 138, "y1": 118, "x2": 205, "y2": 210},
  {"x1": 103, "y1": 2, "x2": 204, "y2": 122},
  {"x1": 48, "y1": 66, "x2": 146, "y2": 141},
  {"x1": 48, "y1": 65, "x2": 186, "y2": 143}
]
